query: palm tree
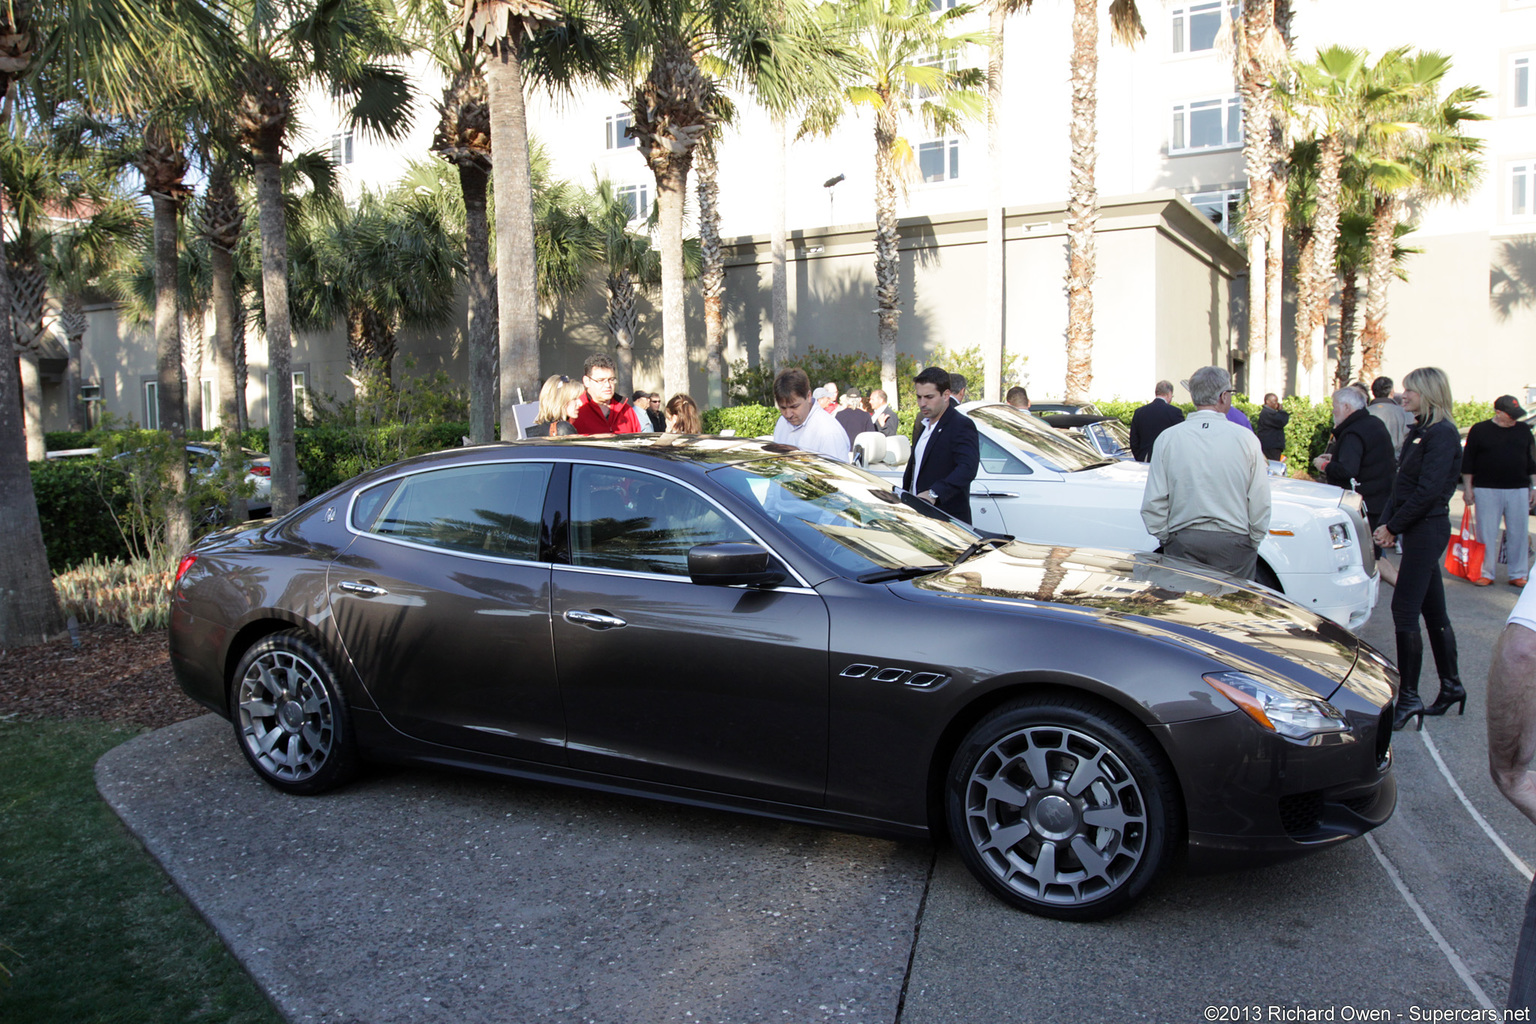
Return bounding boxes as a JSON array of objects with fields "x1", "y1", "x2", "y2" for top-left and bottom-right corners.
[
  {"x1": 196, "y1": 153, "x2": 254, "y2": 518},
  {"x1": 231, "y1": 0, "x2": 415, "y2": 514},
  {"x1": 1356, "y1": 53, "x2": 1485, "y2": 382},
  {"x1": 1064, "y1": 0, "x2": 1143, "y2": 403},
  {"x1": 0, "y1": 0, "x2": 227, "y2": 645},
  {"x1": 983, "y1": 0, "x2": 1032, "y2": 404},
  {"x1": 695, "y1": 136, "x2": 728, "y2": 405},
  {"x1": 458, "y1": 0, "x2": 560, "y2": 417},
  {"x1": 802, "y1": 0, "x2": 987, "y2": 402},
  {"x1": 584, "y1": 178, "x2": 665, "y2": 398}
]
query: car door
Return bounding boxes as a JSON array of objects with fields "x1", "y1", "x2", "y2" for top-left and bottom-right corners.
[
  {"x1": 551, "y1": 462, "x2": 831, "y2": 805},
  {"x1": 329, "y1": 460, "x2": 565, "y2": 764},
  {"x1": 968, "y1": 431, "x2": 1043, "y2": 537}
]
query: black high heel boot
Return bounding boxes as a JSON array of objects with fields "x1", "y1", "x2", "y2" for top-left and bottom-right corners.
[
  {"x1": 1423, "y1": 625, "x2": 1467, "y2": 717},
  {"x1": 1393, "y1": 630, "x2": 1425, "y2": 732}
]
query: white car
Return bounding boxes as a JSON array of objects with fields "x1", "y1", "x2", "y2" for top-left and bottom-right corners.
[{"x1": 863, "y1": 401, "x2": 1379, "y2": 630}]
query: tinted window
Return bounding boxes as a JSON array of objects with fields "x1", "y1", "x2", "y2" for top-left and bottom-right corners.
[
  {"x1": 359, "y1": 463, "x2": 551, "y2": 559},
  {"x1": 978, "y1": 433, "x2": 1031, "y2": 475},
  {"x1": 570, "y1": 465, "x2": 750, "y2": 575}
]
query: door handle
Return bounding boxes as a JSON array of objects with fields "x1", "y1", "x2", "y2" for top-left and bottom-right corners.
[
  {"x1": 564, "y1": 610, "x2": 627, "y2": 630},
  {"x1": 338, "y1": 581, "x2": 389, "y2": 597},
  {"x1": 972, "y1": 491, "x2": 1017, "y2": 499}
]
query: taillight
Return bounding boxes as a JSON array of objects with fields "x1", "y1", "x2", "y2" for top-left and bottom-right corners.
[
  {"x1": 249, "y1": 465, "x2": 271, "y2": 477},
  {"x1": 174, "y1": 553, "x2": 198, "y2": 588}
]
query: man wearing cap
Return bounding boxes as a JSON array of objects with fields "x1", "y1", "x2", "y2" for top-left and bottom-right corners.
[{"x1": 1462, "y1": 396, "x2": 1536, "y2": 587}]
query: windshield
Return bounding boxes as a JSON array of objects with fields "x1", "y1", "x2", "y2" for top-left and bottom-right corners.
[
  {"x1": 968, "y1": 405, "x2": 1113, "y2": 473},
  {"x1": 708, "y1": 455, "x2": 978, "y2": 576},
  {"x1": 1086, "y1": 419, "x2": 1132, "y2": 455}
]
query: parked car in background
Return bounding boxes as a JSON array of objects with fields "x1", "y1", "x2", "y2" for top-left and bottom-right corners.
[
  {"x1": 1030, "y1": 399, "x2": 1101, "y2": 418},
  {"x1": 862, "y1": 402, "x2": 1379, "y2": 630},
  {"x1": 170, "y1": 435, "x2": 1397, "y2": 921},
  {"x1": 1041, "y1": 413, "x2": 1134, "y2": 461},
  {"x1": 44, "y1": 443, "x2": 306, "y2": 518}
]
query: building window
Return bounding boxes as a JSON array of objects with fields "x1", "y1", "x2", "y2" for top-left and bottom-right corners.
[
  {"x1": 200, "y1": 379, "x2": 215, "y2": 431},
  {"x1": 1516, "y1": 55, "x2": 1532, "y2": 110},
  {"x1": 616, "y1": 183, "x2": 650, "y2": 221},
  {"x1": 929, "y1": 0, "x2": 958, "y2": 10},
  {"x1": 1187, "y1": 188, "x2": 1244, "y2": 236},
  {"x1": 606, "y1": 112, "x2": 635, "y2": 149},
  {"x1": 910, "y1": 52, "x2": 958, "y2": 101},
  {"x1": 264, "y1": 370, "x2": 310, "y2": 423},
  {"x1": 143, "y1": 380, "x2": 159, "y2": 430},
  {"x1": 1171, "y1": 2, "x2": 1237, "y2": 54},
  {"x1": 1512, "y1": 160, "x2": 1536, "y2": 218},
  {"x1": 330, "y1": 131, "x2": 354, "y2": 165},
  {"x1": 1171, "y1": 96, "x2": 1242, "y2": 153},
  {"x1": 918, "y1": 138, "x2": 960, "y2": 183}
]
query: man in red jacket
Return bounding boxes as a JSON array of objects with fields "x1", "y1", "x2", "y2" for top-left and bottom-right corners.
[{"x1": 572, "y1": 354, "x2": 641, "y2": 435}]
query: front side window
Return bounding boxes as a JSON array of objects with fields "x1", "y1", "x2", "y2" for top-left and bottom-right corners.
[
  {"x1": 1171, "y1": 2, "x2": 1237, "y2": 54},
  {"x1": 356, "y1": 462, "x2": 552, "y2": 559},
  {"x1": 918, "y1": 138, "x2": 961, "y2": 183},
  {"x1": 570, "y1": 465, "x2": 750, "y2": 575},
  {"x1": 1171, "y1": 96, "x2": 1242, "y2": 153},
  {"x1": 606, "y1": 112, "x2": 635, "y2": 149}
]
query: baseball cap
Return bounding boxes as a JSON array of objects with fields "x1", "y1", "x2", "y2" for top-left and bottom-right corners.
[{"x1": 1495, "y1": 395, "x2": 1527, "y2": 419}]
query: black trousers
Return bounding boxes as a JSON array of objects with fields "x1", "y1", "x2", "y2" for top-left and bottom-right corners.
[{"x1": 1391, "y1": 515, "x2": 1452, "y2": 633}]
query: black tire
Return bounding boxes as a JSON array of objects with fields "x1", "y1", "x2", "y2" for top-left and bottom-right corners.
[
  {"x1": 1255, "y1": 561, "x2": 1282, "y2": 593},
  {"x1": 944, "y1": 696, "x2": 1181, "y2": 921},
  {"x1": 229, "y1": 630, "x2": 359, "y2": 795}
]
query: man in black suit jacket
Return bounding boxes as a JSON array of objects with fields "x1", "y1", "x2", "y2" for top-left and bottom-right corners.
[
  {"x1": 901, "y1": 367, "x2": 980, "y2": 523},
  {"x1": 1129, "y1": 380, "x2": 1185, "y2": 462}
]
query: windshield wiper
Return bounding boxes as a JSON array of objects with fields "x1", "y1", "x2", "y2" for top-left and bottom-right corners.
[
  {"x1": 953, "y1": 536, "x2": 1011, "y2": 565},
  {"x1": 856, "y1": 564, "x2": 946, "y2": 583}
]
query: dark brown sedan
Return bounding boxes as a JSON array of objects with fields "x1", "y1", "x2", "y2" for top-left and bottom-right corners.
[{"x1": 170, "y1": 436, "x2": 1397, "y2": 920}]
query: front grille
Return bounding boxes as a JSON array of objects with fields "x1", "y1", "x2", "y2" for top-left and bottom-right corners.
[
  {"x1": 1279, "y1": 791, "x2": 1324, "y2": 837},
  {"x1": 1342, "y1": 793, "x2": 1378, "y2": 815}
]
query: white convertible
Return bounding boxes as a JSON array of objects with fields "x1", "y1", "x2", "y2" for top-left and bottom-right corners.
[{"x1": 860, "y1": 401, "x2": 1378, "y2": 630}]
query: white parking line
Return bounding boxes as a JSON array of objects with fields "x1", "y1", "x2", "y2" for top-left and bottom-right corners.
[
  {"x1": 1366, "y1": 833, "x2": 1496, "y2": 1009},
  {"x1": 1419, "y1": 729, "x2": 1535, "y2": 882}
]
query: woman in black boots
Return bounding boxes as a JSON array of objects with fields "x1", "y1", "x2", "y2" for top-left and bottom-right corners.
[{"x1": 1372, "y1": 367, "x2": 1466, "y2": 731}]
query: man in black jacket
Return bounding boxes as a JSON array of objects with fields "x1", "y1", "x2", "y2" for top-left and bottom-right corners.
[
  {"x1": 1256, "y1": 393, "x2": 1290, "y2": 461},
  {"x1": 1313, "y1": 386, "x2": 1396, "y2": 553},
  {"x1": 1128, "y1": 380, "x2": 1184, "y2": 462},
  {"x1": 902, "y1": 367, "x2": 980, "y2": 523}
]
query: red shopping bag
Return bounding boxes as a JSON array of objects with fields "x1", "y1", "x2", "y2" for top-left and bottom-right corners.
[{"x1": 1445, "y1": 507, "x2": 1485, "y2": 581}]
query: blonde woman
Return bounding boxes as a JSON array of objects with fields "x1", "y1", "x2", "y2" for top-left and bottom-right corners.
[
  {"x1": 664, "y1": 394, "x2": 701, "y2": 433},
  {"x1": 533, "y1": 374, "x2": 583, "y2": 437},
  {"x1": 1372, "y1": 367, "x2": 1464, "y2": 729}
]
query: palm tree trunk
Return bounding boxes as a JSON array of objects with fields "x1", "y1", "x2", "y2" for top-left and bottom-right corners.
[
  {"x1": 253, "y1": 159, "x2": 298, "y2": 514},
  {"x1": 1358, "y1": 195, "x2": 1397, "y2": 382},
  {"x1": 1064, "y1": 0, "x2": 1098, "y2": 403},
  {"x1": 486, "y1": 40, "x2": 540, "y2": 416},
  {"x1": 0, "y1": 211, "x2": 64, "y2": 645},
  {"x1": 697, "y1": 143, "x2": 725, "y2": 408},
  {"x1": 152, "y1": 188, "x2": 190, "y2": 556},
  {"x1": 18, "y1": 350, "x2": 43, "y2": 461},
  {"x1": 657, "y1": 159, "x2": 690, "y2": 400},
  {"x1": 184, "y1": 309, "x2": 205, "y2": 431},
  {"x1": 771, "y1": 113, "x2": 789, "y2": 374},
  {"x1": 1303, "y1": 134, "x2": 1344, "y2": 399},
  {"x1": 460, "y1": 161, "x2": 496, "y2": 442},
  {"x1": 11, "y1": 259, "x2": 47, "y2": 459},
  {"x1": 1336, "y1": 265, "x2": 1357, "y2": 387},
  {"x1": 1291, "y1": 229, "x2": 1316, "y2": 394},
  {"x1": 1265, "y1": 195, "x2": 1285, "y2": 393},
  {"x1": 210, "y1": 231, "x2": 247, "y2": 522},
  {"x1": 608, "y1": 268, "x2": 638, "y2": 398},
  {"x1": 984, "y1": 1, "x2": 1006, "y2": 404},
  {"x1": 873, "y1": 104, "x2": 900, "y2": 402},
  {"x1": 61, "y1": 293, "x2": 86, "y2": 431}
]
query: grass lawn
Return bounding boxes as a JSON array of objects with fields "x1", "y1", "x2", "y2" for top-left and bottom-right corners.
[{"x1": 0, "y1": 719, "x2": 282, "y2": 1024}]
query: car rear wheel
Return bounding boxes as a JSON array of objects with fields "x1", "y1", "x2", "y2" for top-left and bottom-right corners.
[
  {"x1": 945, "y1": 696, "x2": 1180, "y2": 921},
  {"x1": 230, "y1": 631, "x2": 358, "y2": 795}
]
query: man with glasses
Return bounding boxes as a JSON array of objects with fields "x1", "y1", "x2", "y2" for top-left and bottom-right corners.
[
  {"x1": 572, "y1": 354, "x2": 642, "y2": 435},
  {"x1": 1141, "y1": 365, "x2": 1271, "y2": 580}
]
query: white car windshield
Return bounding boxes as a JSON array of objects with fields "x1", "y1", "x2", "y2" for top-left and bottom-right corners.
[
  {"x1": 969, "y1": 405, "x2": 1114, "y2": 473},
  {"x1": 709, "y1": 455, "x2": 978, "y2": 576}
]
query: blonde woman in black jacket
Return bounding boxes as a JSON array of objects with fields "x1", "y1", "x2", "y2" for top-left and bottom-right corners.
[{"x1": 1372, "y1": 367, "x2": 1464, "y2": 730}]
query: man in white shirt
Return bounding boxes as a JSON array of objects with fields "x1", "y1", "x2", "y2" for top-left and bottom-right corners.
[
  {"x1": 1140, "y1": 365, "x2": 1271, "y2": 580},
  {"x1": 772, "y1": 368, "x2": 852, "y2": 462},
  {"x1": 1489, "y1": 581, "x2": 1536, "y2": 1013}
]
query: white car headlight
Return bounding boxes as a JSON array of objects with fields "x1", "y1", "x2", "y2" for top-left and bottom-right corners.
[
  {"x1": 1204, "y1": 671, "x2": 1348, "y2": 738},
  {"x1": 1328, "y1": 522, "x2": 1350, "y2": 549}
]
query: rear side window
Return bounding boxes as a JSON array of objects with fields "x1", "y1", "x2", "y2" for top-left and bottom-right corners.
[
  {"x1": 978, "y1": 434, "x2": 1031, "y2": 475},
  {"x1": 354, "y1": 463, "x2": 552, "y2": 559},
  {"x1": 569, "y1": 465, "x2": 749, "y2": 575}
]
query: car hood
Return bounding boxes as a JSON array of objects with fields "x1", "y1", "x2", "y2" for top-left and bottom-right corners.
[{"x1": 891, "y1": 543, "x2": 1373, "y2": 700}]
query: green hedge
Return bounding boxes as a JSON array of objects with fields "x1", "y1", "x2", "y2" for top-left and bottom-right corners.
[
  {"x1": 29, "y1": 458, "x2": 132, "y2": 571},
  {"x1": 701, "y1": 406, "x2": 779, "y2": 438}
]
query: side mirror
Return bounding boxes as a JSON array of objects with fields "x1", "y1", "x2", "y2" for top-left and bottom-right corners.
[{"x1": 687, "y1": 542, "x2": 786, "y2": 587}]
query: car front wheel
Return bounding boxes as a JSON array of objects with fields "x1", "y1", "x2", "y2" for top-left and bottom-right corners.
[
  {"x1": 945, "y1": 696, "x2": 1180, "y2": 921},
  {"x1": 230, "y1": 630, "x2": 359, "y2": 795}
]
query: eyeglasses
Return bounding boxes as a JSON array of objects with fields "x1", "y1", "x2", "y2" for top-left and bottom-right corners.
[
  {"x1": 1220, "y1": 389, "x2": 1235, "y2": 398},
  {"x1": 587, "y1": 375, "x2": 616, "y2": 386}
]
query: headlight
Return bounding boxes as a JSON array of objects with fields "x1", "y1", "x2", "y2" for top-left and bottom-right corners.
[
  {"x1": 1328, "y1": 522, "x2": 1350, "y2": 549},
  {"x1": 1204, "y1": 671, "x2": 1348, "y2": 738}
]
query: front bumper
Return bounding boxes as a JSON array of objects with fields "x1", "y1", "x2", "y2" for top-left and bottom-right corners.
[{"x1": 1277, "y1": 566, "x2": 1379, "y2": 631}]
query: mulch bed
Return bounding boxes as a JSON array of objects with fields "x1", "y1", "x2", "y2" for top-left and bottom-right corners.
[{"x1": 0, "y1": 623, "x2": 204, "y2": 729}]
